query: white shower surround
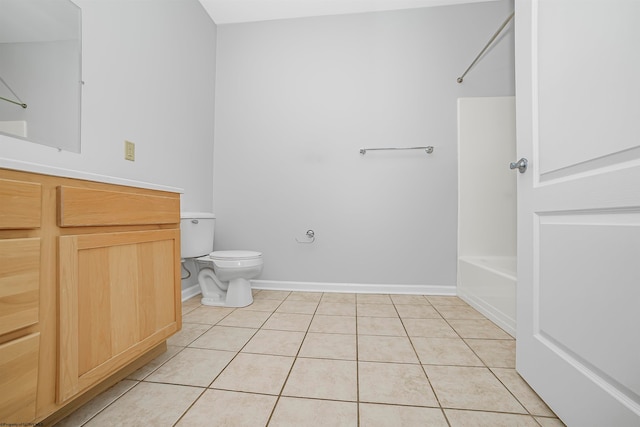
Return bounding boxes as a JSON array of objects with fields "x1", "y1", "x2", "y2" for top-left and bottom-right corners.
[
  {"x1": 457, "y1": 96, "x2": 516, "y2": 335},
  {"x1": 458, "y1": 255, "x2": 516, "y2": 335}
]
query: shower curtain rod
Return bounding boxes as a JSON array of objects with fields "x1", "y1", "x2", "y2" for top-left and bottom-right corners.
[
  {"x1": 0, "y1": 95, "x2": 27, "y2": 109},
  {"x1": 457, "y1": 11, "x2": 514, "y2": 84},
  {"x1": 0, "y1": 75, "x2": 27, "y2": 108}
]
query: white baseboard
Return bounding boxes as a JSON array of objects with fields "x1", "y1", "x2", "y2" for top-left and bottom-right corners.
[
  {"x1": 251, "y1": 280, "x2": 456, "y2": 296},
  {"x1": 181, "y1": 284, "x2": 201, "y2": 302}
]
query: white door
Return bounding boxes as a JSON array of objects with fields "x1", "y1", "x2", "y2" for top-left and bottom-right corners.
[{"x1": 515, "y1": 1, "x2": 640, "y2": 426}]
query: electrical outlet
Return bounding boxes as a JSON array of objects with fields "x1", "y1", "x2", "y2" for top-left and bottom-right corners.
[{"x1": 124, "y1": 140, "x2": 135, "y2": 161}]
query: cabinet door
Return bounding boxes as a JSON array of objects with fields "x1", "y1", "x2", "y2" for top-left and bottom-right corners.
[
  {"x1": 0, "y1": 333, "x2": 40, "y2": 423},
  {"x1": 58, "y1": 229, "x2": 180, "y2": 403}
]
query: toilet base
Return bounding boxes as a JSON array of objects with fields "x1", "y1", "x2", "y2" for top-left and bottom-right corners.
[
  {"x1": 200, "y1": 296, "x2": 225, "y2": 307},
  {"x1": 225, "y1": 277, "x2": 254, "y2": 307},
  {"x1": 200, "y1": 277, "x2": 254, "y2": 308}
]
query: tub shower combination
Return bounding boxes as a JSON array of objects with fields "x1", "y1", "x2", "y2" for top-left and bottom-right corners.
[
  {"x1": 457, "y1": 96, "x2": 517, "y2": 337},
  {"x1": 458, "y1": 255, "x2": 516, "y2": 336}
]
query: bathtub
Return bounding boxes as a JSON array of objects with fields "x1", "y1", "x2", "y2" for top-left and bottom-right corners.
[{"x1": 457, "y1": 256, "x2": 516, "y2": 337}]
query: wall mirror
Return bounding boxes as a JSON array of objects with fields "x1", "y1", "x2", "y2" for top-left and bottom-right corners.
[{"x1": 0, "y1": 0, "x2": 82, "y2": 153}]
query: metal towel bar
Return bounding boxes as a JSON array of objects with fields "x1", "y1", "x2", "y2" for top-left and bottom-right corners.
[{"x1": 359, "y1": 146, "x2": 434, "y2": 155}]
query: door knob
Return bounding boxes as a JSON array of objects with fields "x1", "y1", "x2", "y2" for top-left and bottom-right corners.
[{"x1": 510, "y1": 158, "x2": 528, "y2": 173}]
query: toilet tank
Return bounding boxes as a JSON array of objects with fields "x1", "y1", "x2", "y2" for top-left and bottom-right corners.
[{"x1": 180, "y1": 212, "x2": 215, "y2": 258}]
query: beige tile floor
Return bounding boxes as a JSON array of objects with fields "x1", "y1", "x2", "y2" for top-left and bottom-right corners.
[{"x1": 56, "y1": 290, "x2": 565, "y2": 427}]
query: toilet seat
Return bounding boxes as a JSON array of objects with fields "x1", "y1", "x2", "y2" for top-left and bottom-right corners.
[
  {"x1": 210, "y1": 250, "x2": 262, "y2": 260},
  {"x1": 202, "y1": 250, "x2": 263, "y2": 268}
]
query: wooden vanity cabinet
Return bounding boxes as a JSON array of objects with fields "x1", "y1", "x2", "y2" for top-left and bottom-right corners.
[{"x1": 0, "y1": 169, "x2": 181, "y2": 424}]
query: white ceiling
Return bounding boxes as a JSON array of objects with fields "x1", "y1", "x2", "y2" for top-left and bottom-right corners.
[{"x1": 199, "y1": 0, "x2": 499, "y2": 24}]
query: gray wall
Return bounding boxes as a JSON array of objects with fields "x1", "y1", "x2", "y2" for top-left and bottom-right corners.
[
  {"x1": 0, "y1": 0, "x2": 217, "y2": 213},
  {"x1": 213, "y1": 1, "x2": 515, "y2": 288}
]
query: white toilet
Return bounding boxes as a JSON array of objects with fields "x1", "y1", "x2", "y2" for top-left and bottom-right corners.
[{"x1": 180, "y1": 212, "x2": 263, "y2": 307}]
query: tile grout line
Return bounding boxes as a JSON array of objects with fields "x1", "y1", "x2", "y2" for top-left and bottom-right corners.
[
  {"x1": 202, "y1": 293, "x2": 290, "y2": 388},
  {"x1": 78, "y1": 380, "x2": 143, "y2": 427},
  {"x1": 392, "y1": 298, "x2": 453, "y2": 427},
  {"x1": 73, "y1": 293, "x2": 559, "y2": 426},
  {"x1": 432, "y1": 301, "x2": 534, "y2": 419},
  {"x1": 428, "y1": 299, "x2": 546, "y2": 422},
  {"x1": 355, "y1": 295, "x2": 360, "y2": 427},
  {"x1": 76, "y1": 294, "x2": 310, "y2": 426},
  {"x1": 171, "y1": 386, "x2": 210, "y2": 427},
  {"x1": 91, "y1": 300, "x2": 212, "y2": 427},
  {"x1": 264, "y1": 292, "x2": 322, "y2": 426},
  {"x1": 171, "y1": 293, "x2": 289, "y2": 426},
  {"x1": 170, "y1": 295, "x2": 276, "y2": 427},
  {"x1": 487, "y1": 366, "x2": 541, "y2": 419}
]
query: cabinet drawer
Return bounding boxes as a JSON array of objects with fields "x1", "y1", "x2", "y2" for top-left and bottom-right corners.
[
  {"x1": 0, "y1": 178, "x2": 41, "y2": 229},
  {"x1": 58, "y1": 186, "x2": 179, "y2": 227},
  {"x1": 0, "y1": 333, "x2": 40, "y2": 423},
  {"x1": 0, "y1": 238, "x2": 40, "y2": 335}
]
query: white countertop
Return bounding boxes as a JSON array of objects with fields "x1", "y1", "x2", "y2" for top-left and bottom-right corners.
[{"x1": 0, "y1": 158, "x2": 183, "y2": 193}]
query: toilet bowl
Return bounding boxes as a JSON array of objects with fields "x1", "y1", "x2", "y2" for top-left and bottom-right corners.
[
  {"x1": 180, "y1": 212, "x2": 263, "y2": 308},
  {"x1": 196, "y1": 251, "x2": 263, "y2": 307}
]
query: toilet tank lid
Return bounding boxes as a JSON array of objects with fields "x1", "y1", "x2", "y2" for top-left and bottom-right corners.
[{"x1": 181, "y1": 212, "x2": 215, "y2": 219}]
